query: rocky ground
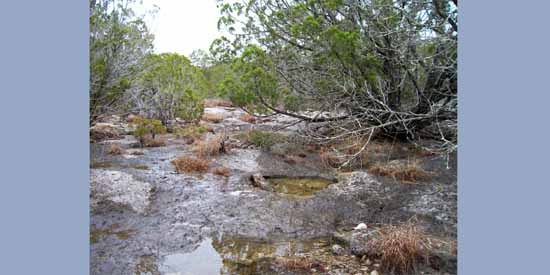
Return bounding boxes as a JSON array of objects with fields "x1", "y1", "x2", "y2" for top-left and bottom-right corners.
[{"x1": 90, "y1": 106, "x2": 457, "y2": 275}]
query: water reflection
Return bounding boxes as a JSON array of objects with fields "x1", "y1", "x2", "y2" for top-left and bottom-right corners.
[
  {"x1": 159, "y1": 236, "x2": 331, "y2": 275},
  {"x1": 268, "y1": 177, "x2": 333, "y2": 197},
  {"x1": 159, "y1": 238, "x2": 222, "y2": 275}
]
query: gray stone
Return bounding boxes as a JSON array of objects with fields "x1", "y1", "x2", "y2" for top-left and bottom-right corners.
[
  {"x1": 90, "y1": 169, "x2": 153, "y2": 214},
  {"x1": 332, "y1": 244, "x2": 345, "y2": 255}
]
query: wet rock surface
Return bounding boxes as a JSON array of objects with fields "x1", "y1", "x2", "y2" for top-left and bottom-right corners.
[
  {"x1": 90, "y1": 169, "x2": 153, "y2": 214},
  {"x1": 90, "y1": 107, "x2": 457, "y2": 275}
]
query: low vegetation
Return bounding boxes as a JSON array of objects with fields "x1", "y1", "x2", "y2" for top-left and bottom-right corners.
[
  {"x1": 368, "y1": 159, "x2": 431, "y2": 183},
  {"x1": 174, "y1": 125, "x2": 209, "y2": 140},
  {"x1": 108, "y1": 143, "x2": 124, "y2": 155},
  {"x1": 192, "y1": 134, "x2": 227, "y2": 158},
  {"x1": 318, "y1": 140, "x2": 370, "y2": 169},
  {"x1": 203, "y1": 98, "x2": 233, "y2": 108},
  {"x1": 142, "y1": 137, "x2": 166, "y2": 147},
  {"x1": 275, "y1": 257, "x2": 326, "y2": 273},
  {"x1": 212, "y1": 167, "x2": 231, "y2": 177},
  {"x1": 202, "y1": 113, "x2": 224, "y2": 123},
  {"x1": 132, "y1": 117, "x2": 167, "y2": 147},
  {"x1": 128, "y1": 150, "x2": 144, "y2": 156},
  {"x1": 245, "y1": 130, "x2": 288, "y2": 150},
  {"x1": 367, "y1": 223, "x2": 428, "y2": 274},
  {"x1": 239, "y1": 113, "x2": 256, "y2": 124},
  {"x1": 171, "y1": 156, "x2": 209, "y2": 173}
]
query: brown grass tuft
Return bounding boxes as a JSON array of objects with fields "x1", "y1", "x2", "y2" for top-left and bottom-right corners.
[
  {"x1": 239, "y1": 113, "x2": 256, "y2": 124},
  {"x1": 275, "y1": 257, "x2": 326, "y2": 273},
  {"x1": 212, "y1": 167, "x2": 231, "y2": 177},
  {"x1": 284, "y1": 155, "x2": 305, "y2": 165},
  {"x1": 203, "y1": 98, "x2": 233, "y2": 108},
  {"x1": 171, "y1": 157, "x2": 209, "y2": 173},
  {"x1": 129, "y1": 150, "x2": 144, "y2": 155},
  {"x1": 368, "y1": 159, "x2": 431, "y2": 183},
  {"x1": 143, "y1": 138, "x2": 165, "y2": 147},
  {"x1": 202, "y1": 113, "x2": 224, "y2": 123},
  {"x1": 192, "y1": 135, "x2": 226, "y2": 158},
  {"x1": 108, "y1": 143, "x2": 124, "y2": 155},
  {"x1": 319, "y1": 147, "x2": 344, "y2": 168},
  {"x1": 368, "y1": 223, "x2": 428, "y2": 274}
]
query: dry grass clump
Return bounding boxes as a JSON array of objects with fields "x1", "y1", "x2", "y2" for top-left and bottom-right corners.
[
  {"x1": 284, "y1": 155, "x2": 305, "y2": 165},
  {"x1": 368, "y1": 223, "x2": 428, "y2": 274},
  {"x1": 275, "y1": 257, "x2": 326, "y2": 273},
  {"x1": 203, "y1": 98, "x2": 233, "y2": 108},
  {"x1": 319, "y1": 147, "x2": 344, "y2": 168},
  {"x1": 368, "y1": 159, "x2": 431, "y2": 183},
  {"x1": 212, "y1": 167, "x2": 231, "y2": 177},
  {"x1": 108, "y1": 143, "x2": 124, "y2": 155},
  {"x1": 171, "y1": 156, "x2": 209, "y2": 173},
  {"x1": 318, "y1": 138, "x2": 372, "y2": 169},
  {"x1": 129, "y1": 150, "x2": 144, "y2": 155},
  {"x1": 192, "y1": 135, "x2": 226, "y2": 158},
  {"x1": 142, "y1": 137, "x2": 165, "y2": 147},
  {"x1": 90, "y1": 124, "x2": 123, "y2": 142},
  {"x1": 175, "y1": 125, "x2": 209, "y2": 142},
  {"x1": 239, "y1": 113, "x2": 256, "y2": 124},
  {"x1": 202, "y1": 113, "x2": 224, "y2": 123}
]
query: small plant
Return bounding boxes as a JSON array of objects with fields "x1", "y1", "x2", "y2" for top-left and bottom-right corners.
[
  {"x1": 212, "y1": 167, "x2": 231, "y2": 177},
  {"x1": 108, "y1": 143, "x2": 124, "y2": 155},
  {"x1": 192, "y1": 134, "x2": 228, "y2": 158},
  {"x1": 176, "y1": 125, "x2": 208, "y2": 140},
  {"x1": 275, "y1": 257, "x2": 326, "y2": 273},
  {"x1": 202, "y1": 113, "x2": 224, "y2": 123},
  {"x1": 319, "y1": 147, "x2": 343, "y2": 168},
  {"x1": 133, "y1": 164, "x2": 149, "y2": 170},
  {"x1": 171, "y1": 156, "x2": 209, "y2": 173},
  {"x1": 247, "y1": 130, "x2": 287, "y2": 150},
  {"x1": 367, "y1": 223, "x2": 428, "y2": 274},
  {"x1": 129, "y1": 150, "x2": 144, "y2": 155},
  {"x1": 142, "y1": 137, "x2": 166, "y2": 147},
  {"x1": 368, "y1": 159, "x2": 431, "y2": 183},
  {"x1": 132, "y1": 117, "x2": 167, "y2": 147}
]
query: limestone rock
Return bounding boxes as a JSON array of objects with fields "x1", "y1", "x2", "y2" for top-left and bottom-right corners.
[{"x1": 90, "y1": 169, "x2": 153, "y2": 214}]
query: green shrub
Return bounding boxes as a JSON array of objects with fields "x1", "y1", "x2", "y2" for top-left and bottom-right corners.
[
  {"x1": 175, "y1": 125, "x2": 209, "y2": 139},
  {"x1": 176, "y1": 89, "x2": 205, "y2": 122},
  {"x1": 247, "y1": 130, "x2": 287, "y2": 150},
  {"x1": 132, "y1": 117, "x2": 167, "y2": 146}
]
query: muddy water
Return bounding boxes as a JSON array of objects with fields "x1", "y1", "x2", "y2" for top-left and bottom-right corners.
[
  {"x1": 268, "y1": 177, "x2": 334, "y2": 197},
  {"x1": 160, "y1": 236, "x2": 332, "y2": 275}
]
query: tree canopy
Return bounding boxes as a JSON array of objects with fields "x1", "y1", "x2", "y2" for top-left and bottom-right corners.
[{"x1": 213, "y1": 0, "x2": 457, "y2": 153}]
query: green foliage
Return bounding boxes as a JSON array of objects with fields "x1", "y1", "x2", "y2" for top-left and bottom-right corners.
[
  {"x1": 89, "y1": 0, "x2": 154, "y2": 123},
  {"x1": 132, "y1": 117, "x2": 167, "y2": 145},
  {"x1": 176, "y1": 89, "x2": 205, "y2": 122},
  {"x1": 210, "y1": 0, "x2": 457, "y2": 148},
  {"x1": 174, "y1": 125, "x2": 208, "y2": 139},
  {"x1": 136, "y1": 53, "x2": 207, "y2": 123},
  {"x1": 247, "y1": 130, "x2": 288, "y2": 150}
]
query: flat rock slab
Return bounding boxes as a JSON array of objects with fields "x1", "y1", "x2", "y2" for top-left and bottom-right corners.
[{"x1": 90, "y1": 169, "x2": 153, "y2": 214}]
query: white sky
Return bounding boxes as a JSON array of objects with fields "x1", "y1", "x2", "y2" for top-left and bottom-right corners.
[{"x1": 136, "y1": 0, "x2": 223, "y2": 57}]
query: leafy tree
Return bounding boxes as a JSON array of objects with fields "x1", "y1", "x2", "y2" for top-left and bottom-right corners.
[
  {"x1": 89, "y1": 0, "x2": 154, "y2": 124},
  {"x1": 129, "y1": 53, "x2": 207, "y2": 124},
  {"x1": 214, "y1": 0, "x2": 458, "y2": 154}
]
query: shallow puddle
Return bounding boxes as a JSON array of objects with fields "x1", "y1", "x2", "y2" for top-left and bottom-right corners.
[
  {"x1": 268, "y1": 177, "x2": 334, "y2": 197},
  {"x1": 160, "y1": 236, "x2": 332, "y2": 275},
  {"x1": 160, "y1": 238, "x2": 223, "y2": 275}
]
